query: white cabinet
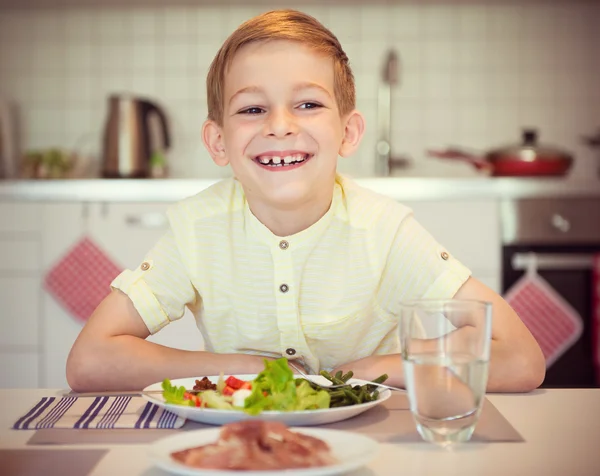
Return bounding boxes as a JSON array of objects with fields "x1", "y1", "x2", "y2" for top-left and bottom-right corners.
[
  {"x1": 0, "y1": 203, "x2": 42, "y2": 388},
  {"x1": 404, "y1": 200, "x2": 501, "y2": 293},
  {"x1": 41, "y1": 202, "x2": 203, "y2": 389},
  {"x1": 0, "y1": 352, "x2": 39, "y2": 388},
  {"x1": 40, "y1": 203, "x2": 87, "y2": 389},
  {"x1": 0, "y1": 277, "x2": 40, "y2": 347},
  {"x1": 88, "y1": 203, "x2": 204, "y2": 353}
]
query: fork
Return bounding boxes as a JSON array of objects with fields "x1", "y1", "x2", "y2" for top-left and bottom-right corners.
[{"x1": 288, "y1": 363, "x2": 404, "y2": 392}]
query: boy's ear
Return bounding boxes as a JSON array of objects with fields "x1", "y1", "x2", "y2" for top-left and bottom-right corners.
[
  {"x1": 202, "y1": 120, "x2": 228, "y2": 166},
  {"x1": 338, "y1": 110, "x2": 365, "y2": 158}
]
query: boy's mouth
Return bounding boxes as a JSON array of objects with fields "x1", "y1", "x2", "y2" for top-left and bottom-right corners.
[{"x1": 253, "y1": 153, "x2": 312, "y2": 168}]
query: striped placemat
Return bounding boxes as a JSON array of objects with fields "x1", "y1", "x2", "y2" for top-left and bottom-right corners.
[{"x1": 12, "y1": 396, "x2": 185, "y2": 430}]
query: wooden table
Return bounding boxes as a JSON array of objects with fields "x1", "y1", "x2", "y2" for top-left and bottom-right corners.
[{"x1": 1, "y1": 388, "x2": 599, "y2": 475}]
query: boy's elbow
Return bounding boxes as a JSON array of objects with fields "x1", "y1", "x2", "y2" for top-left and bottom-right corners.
[
  {"x1": 66, "y1": 345, "x2": 96, "y2": 393},
  {"x1": 514, "y1": 343, "x2": 546, "y2": 392},
  {"x1": 520, "y1": 357, "x2": 546, "y2": 392}
]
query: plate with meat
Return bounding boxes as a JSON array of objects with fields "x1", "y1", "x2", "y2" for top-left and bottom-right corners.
[
  {"x1": 149, "y1": 419, "x2": 379, "y2": 476},
  {"x1": 142, "y1": 365, "x2": 392, "y2": 426}
]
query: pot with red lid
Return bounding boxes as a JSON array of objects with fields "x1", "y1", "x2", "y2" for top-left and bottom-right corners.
[{"x1": 427, "y1": 129, "x2": 573, "y2": 177}]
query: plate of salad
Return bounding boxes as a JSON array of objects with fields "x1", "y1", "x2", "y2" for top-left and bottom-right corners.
[{"x1": 142, "y1": 358, "x2": 391, "y2": 426}]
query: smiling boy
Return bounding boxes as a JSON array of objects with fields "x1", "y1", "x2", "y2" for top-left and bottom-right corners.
[{"x1": 66, "y1": 10, "x2": 545, "y2": 392}]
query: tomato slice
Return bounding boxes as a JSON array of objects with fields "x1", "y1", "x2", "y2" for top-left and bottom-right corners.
[
  {"x1": 183, "y1": 392, "x2": 202, "y2": 407},
  {"x1": 222, "y1": 385, "x2": 236, "y2": 396},
  {"x1": 225, "y1": 376, "x2": 248, "y2": 390}
]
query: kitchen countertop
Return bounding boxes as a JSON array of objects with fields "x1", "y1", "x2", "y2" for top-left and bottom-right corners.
[{"x1": 0, "y1": 177, "x2": 599, "y2": 202}]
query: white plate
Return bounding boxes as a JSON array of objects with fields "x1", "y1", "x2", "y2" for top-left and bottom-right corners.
[
  {"x1": 148, "y1": 427, "x2": 379, "y2": 476},
  {"x1": 142, "y1": 374, "x2": 391, "y2": 426}
]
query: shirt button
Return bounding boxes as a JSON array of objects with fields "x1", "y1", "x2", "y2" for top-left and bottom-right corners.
[
  {"x1": 285, "y1": 348, "x2": 296, "y2": 356},
  {"x1": 279, "y1": 240, "x2": 289, "y2": 250},
  {"x1": 140, "y1": 262, "x2": 150, "y2": 271},
  {"x1": 441, "y1": 251, "x2": 449, "y2": 260},
  {"x1": 279, "y1": 283, "x2": 289, "y2": 293}
]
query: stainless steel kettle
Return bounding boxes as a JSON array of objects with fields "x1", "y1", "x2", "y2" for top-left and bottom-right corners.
[
  {"x1": 0, "y1": 97, "x2": 18, "y2": 179},
  {"x1": 101, "y1": 94, "x2": 170, "y2": 178}
]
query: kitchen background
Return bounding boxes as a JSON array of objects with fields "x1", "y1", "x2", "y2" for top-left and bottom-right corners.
[
  {"x1": 1, "y1": 0, "x2": 599, "y2": 179},
  {"x1": 1, "y1": 0, "x2": 600, "y2": 390}
]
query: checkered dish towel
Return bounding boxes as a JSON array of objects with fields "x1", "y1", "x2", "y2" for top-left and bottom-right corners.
[
  {"x1": 504, "y1": 264, "x2": 583, "y2": 368},
  {"x1": 12, "y1": 396, "x2": 185, "y2": 430},
  {"x1": 44, "y1": 236, "x2": 122, "y2": 322}
]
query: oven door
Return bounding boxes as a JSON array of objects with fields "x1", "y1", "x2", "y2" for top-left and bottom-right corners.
[
  {"x1": 501, "y1": 198, "x2": 600, "y2": 388},
  {"x1": 502, "y1": 245, "x2": 599, "y2": 388}
]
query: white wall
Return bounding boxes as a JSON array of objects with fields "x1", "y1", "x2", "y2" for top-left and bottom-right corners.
[{"x1": 0, "y1": 0, "x2": 599, "y2": 180}]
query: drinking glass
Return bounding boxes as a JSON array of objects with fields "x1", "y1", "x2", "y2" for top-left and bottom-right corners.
[{"x1": 399, "y1": 299, "x2": 493, "y2": 446}]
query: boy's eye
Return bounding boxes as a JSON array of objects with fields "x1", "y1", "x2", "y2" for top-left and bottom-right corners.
[
  {"x1": 298, "y1": 102, "x2": 322, "y2": 110},
  {"x1": 239, "y1": 107, "x2": 265, "y2": 115}
]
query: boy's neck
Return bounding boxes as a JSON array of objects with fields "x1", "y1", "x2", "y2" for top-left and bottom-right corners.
[{"x1": 245, "y1": 190, "x2": 335, "y2": 238}]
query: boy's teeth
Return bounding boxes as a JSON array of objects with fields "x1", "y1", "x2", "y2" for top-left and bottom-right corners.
[{"x1": 256, "y1": 154, "x2": 309, "y2": 166}]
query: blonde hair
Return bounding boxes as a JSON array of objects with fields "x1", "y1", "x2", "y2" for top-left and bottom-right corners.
[{"x1": 206, "y1": 9, "x2": 355, "y2": 125}]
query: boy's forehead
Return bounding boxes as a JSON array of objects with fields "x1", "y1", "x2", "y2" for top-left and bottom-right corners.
[{"x1": 224, "y1": 40, "x2": 335, "y2": 95}]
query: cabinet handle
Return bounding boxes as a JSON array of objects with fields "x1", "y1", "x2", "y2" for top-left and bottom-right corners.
[
  {"x1": 125, "y1": 213, "x2": 167, "y2": 229},
  {"x1": 551, "y1": 213, "x2": 571, "y2": 233},
  {"x1": 512, "y1": 252, "x2": 594, "y2": 270}
]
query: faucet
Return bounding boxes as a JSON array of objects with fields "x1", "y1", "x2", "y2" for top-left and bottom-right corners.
[{"x1": 376, "y1": 49, "x2": 411, "y2": 176}]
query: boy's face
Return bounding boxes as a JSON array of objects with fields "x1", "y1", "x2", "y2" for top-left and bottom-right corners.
[{"x1": 203, "y1": 40, "x2": 364, "y2": 209}]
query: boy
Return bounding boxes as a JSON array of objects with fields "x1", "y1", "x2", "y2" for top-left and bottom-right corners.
[{"x1": 67, "y1": 10, "x2": 545, "y2": 392}]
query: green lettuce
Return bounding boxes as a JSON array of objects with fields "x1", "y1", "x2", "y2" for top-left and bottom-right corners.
[
  {"x1": 243, "y1": 358, "x2": 330, "y2": 415},
  {"x1": 161, "y1": 379, "x2": 194, "y2": 406}
]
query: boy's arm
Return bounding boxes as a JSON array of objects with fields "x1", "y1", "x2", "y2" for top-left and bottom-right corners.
[
  {"x1": 66, "y1": 289, "x2": 272, "y2": 392},
  {"x1": 332, "y1": 277, "x2": 546, "y2": 393}
]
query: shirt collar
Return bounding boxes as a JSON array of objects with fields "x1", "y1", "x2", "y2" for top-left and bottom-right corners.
[{"x1": 242, "y1": 175, "x2": 345, "y2": 249}]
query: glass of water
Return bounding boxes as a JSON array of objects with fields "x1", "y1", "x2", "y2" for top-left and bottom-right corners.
[{"x1": 399, "y1": 299, "x2": 493, "y2": 446}]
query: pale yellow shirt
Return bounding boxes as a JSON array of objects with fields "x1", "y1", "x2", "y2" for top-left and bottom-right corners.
[{"x1": 111, "y1": 174, "x2": 471, "y2": 373}]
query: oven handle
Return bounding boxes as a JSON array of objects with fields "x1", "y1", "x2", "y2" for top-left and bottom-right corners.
[{"x1": 512, "y1": 252, "x2": 597, "y2": 271}]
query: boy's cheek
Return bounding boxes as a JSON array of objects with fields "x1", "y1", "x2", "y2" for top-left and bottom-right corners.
[{"x1": 225, "y1": 121, "x2": 260, "y2": 137}]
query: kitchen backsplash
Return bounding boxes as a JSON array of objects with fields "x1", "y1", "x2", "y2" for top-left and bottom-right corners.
[{"x1": 0, "y1": 1, "x2": 599, "y2": 179}]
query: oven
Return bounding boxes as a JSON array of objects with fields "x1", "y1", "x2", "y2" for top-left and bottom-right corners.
[{"x1": 501, "y1": 197, "x2": 600, "y2": 388}]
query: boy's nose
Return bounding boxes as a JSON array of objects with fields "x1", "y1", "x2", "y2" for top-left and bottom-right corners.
[{"x1": 263, "y1": 108, "x2": 298, "y2": 138}]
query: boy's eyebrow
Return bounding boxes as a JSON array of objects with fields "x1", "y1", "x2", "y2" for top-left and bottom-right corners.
[
  {"x1": 229, "y1": 82, "x2": 332, "y2": 105},
  {"x1": 292, "y1": 82, "x2": 333, "y2": 99},
  {"x1": 229, "y1": 86, "x2": 263, "y2": 105}
]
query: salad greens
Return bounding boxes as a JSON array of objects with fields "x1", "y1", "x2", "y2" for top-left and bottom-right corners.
[
  {"x1": 161, "y1": 379, "x2": 193, "y2": 406},
  {"x1": 160, "y1": 358, "x2": 330, "y2": 415},
  {"x1": 243, "y1": 358, "x2": 330, "y2": 415}
]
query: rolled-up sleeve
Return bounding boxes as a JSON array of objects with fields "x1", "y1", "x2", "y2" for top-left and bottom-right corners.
[
  {"x1": 380, "y1": 213, "x2": 472, "y2": 313},
  {"x1": 111, "y1": 228, "x2": 197, "y2": 334}
]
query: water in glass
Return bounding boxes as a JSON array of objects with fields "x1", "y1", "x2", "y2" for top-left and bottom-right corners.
[{"x1": 399, "y1": 299, "x2": 492, "y2": 446}]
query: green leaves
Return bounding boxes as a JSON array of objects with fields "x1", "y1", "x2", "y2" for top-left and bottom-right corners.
[
  {"x1": 243, "y1": 358, "x2": 330, "y2": 415},
  {"x1": 161, "y1": 379, "x2": 193, "y2": 406}
]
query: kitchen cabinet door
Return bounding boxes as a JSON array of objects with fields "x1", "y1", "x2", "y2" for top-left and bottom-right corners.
[
  {"x1": 40, "y1": 203, "x2": 88, "y2": 389},
  {"x1": 87, "y1": 202, "x2": 204, "y2": 353},
  {"x1": 403, "y1": 200, "x2": 501, "y2": 283},
  {"x1": 0, "y1": 352, "x2": 39, "y2": 388},
  {"x1": 0, "y1": 203, "x2": 42, "y2": 388},
  {"x1": 41, "y1": 202, "x2": 205, "y2": 389}
]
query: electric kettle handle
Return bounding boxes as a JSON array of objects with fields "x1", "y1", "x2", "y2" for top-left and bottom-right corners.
[{"x1": 143, "y1": 101, "x2": 171, "y2": 149}]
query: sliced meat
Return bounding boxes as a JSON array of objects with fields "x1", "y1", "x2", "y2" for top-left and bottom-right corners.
[{"x1": 171, "y1": 420, "x2": 337, "y2": 470}]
